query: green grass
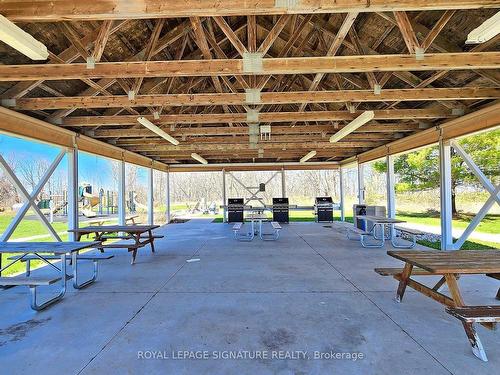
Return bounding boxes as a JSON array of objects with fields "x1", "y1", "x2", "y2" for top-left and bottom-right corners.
[
  {"x1": 396, "y1": 211, "x2": 500, "y2": 235},
  {"x1": 0, "y1": 214, "x2": 68, "y2": 239},
  {"x1": 418, "y1": 239, "x2": 499, "y2": 250}
]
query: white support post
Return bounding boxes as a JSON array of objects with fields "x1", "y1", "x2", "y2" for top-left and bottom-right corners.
[
  {"x1": 0, "y1": 151, "x2": 64, "y2": 242},
  {"x1": 339, "y1": 167, "x2": 345, "y2": 221},
  {"x1": 281, "y1": 168, "x2": 286, "y2": 198},
  {"x1": 67, "y1": 147, "x2": 79, "y2": 241},
  {"x1": 166, "y1": 171, "x2": 171, "y2": 224},
  {"x1": 439, "y1": 139, "x2": 453, "y2": 250},
  {"x1": 386, "y1": 155, "x2": 396, "y2": 219},
  {"x1": 118, "y1": 160, "x2": 126, "y2": 226},
  {"x1": 357, "y1": 163, "x2": 365, "y2": 204},
  {"x1": 147, "y1": 167, "x2": 154, "y2": 225},
  {"x1": 222, "y1": 169, "x2": 227, "y2": 222}
]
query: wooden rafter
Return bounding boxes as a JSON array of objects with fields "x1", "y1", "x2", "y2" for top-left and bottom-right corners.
[
  {"x1": 393, "y1": 11, "x2": 420, "y2": 53},
  {"x1": 1, "y1": 1, "x2": 497, "y2": 21},
  {"x1": 60, "y1": 109, "x2": 454, "y2": 127},
  {"x1": 0, "y1": 8, "x2": 498, "y2": 167},
  {"x1": 1, "y1": 52, "x2": 497, "y2": 81},
  {"x1": 5, "y1": 88, "x2": 498, "y2": 110},
  {"x1": 92, "y1": 20, "x2": 114, "y2": 61}
]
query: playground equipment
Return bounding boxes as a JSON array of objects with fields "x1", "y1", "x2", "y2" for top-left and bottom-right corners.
[
  {"x1": 128, "y1": 191, "x2": 147, "y2": 213},
  {"x1": 79, "y1": 183, "x2": 100, "y2": 217},
  {"x1": 33, "y1": 184, "x2": 118, "y2": 222}
]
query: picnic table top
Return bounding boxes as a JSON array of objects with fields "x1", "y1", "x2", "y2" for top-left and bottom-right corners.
[
  {"x1": 387, "y1": 250, "x2": 500, "y2": 274},
  {"x1": 0, "y1": 241, "x2": 101, "y2": 254},
  {"x1": 246, "y1": 213, "x2": 270, "y2": 220},
  {"x1": 69, "y1": 225, "x2": 159, "y2": 234},
  {"x1": 361, "y1": 215, "x2": 406, "y2": 224}
]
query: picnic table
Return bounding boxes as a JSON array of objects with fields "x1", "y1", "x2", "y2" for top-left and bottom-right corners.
[
  {"x1": 69, "y1": 225, "x2": 161, "y2": 264},
  {"x1": 384, "y1": 250, "x2": 500, "y2": 361},
  {"x1": 245, "y1": 213, "x2": 270, "y2": 235},
  {"x1": 0, "y1": 241, "x2": 103, "y2": 310}
]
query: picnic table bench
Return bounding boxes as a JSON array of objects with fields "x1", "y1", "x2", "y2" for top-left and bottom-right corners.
[
  {"x1": 69, "y1": 225, "x2": 160, "y2": 264},
  {"x1": 347, "y1": 215, "x2": 409, "y2": 248},
  {"x1": 0, "y1": 241, "x2": 101, "y2": 310},
  {"x1": 378, "y1": 250, "x2": 500, "y2": 361}
]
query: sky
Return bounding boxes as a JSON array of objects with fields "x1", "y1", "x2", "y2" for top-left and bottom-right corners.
[{"x1": 0, "y1": 133, "x2": 147, "y2": 191}]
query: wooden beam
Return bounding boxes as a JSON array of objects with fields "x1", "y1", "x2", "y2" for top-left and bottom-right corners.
[
  {"x1": 167, "y1": 162, "x2": 340, "y2": 173},
  {"x1": 354, "y1": 102, "x2": 500, "y2": 164},
  {"x1": 1, "y1": 52, "x2": 498, "y2": 81},
  {"x1": 0, "y1": 20, "x2": 129, "y2": 99},
  {"x1": 124, "y1": 141, "x2": 382, "y2": 152},
  {"x1": 6, "y1": 87, "x2": 498, "y2": 110},
  {"x1": 61, "y1": 109, "x2": 453, "y2": 127},
  {"x1": 92, "y1": 20, "x2": 114, "y2": 61},
  {"x1": 257, "y1": 15, "x2": 289, "y2": 55},
  {"x1": 421, "y1": 10, "x2": 456, "y2": 51},
  {"x1": 393, "y1": 11, "x2": 420, "y2": 53},
  {"x1": 132, "y1": 19, "x2": 165, "y2": 93},
  {"x1": 90, "y1": 123, "x2": 421, "y2": 138},
  {"x1": 114, "y1": 133, "x2": 398, "y2": 146},
  {"x1": 1, "y1": 1, "x2": 497, "y2": 21},
  {"x1": 213, "y1": 16, "x2": 248, "y2": 56},
  {"x1": 0, "y1": 106, "x2": 168, "y2": 171},
  {"x1": 58, "y1": 22, "x2": 89, "y2": 58}
]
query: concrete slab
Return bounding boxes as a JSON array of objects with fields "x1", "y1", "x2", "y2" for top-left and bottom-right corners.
[
  {"x1": 0, "y1": 221, "x2": 498, "y2": 375},
  {"x1": 80, "y1": 292, "x2": 450, "y2": 375}
]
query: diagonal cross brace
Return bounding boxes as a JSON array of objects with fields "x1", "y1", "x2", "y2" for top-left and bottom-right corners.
[
  {"x1": 450, "y1": 141, "x2": 500, "y2": 249},
  {"x1": 0, "y1": 151, "x2": 65, "y2": 242},
  {"x1": 451, "y1": 141, "x2": 500, "y2": 206}
]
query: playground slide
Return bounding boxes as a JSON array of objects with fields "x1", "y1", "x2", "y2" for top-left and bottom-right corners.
[
  {"x1": 81, "y1": 192, "x2": 100, "y2": 217},
  {"x1": 132, "y1": 192, "x2": 148, "y2": 210}
]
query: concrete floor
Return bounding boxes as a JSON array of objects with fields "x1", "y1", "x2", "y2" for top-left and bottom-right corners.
[{"x1": 1, "y1": 220, "x2": 498, "y2": 375}]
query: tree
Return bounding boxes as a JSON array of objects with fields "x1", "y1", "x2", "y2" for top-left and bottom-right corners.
[{"x1": 374, "y1": 130, "x2": 499, "y2": 217}]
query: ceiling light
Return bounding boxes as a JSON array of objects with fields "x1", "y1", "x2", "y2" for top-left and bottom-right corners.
[
  {"x1": 0, "y1": 14, "x2": 48, "y2": 60},
  {"x1": 466, "y1": 11, "x2": 500, "y2": 44},
  {"x1": 137, "y1": 117, "x2": 179, "y2": 145},
  {"x1": 300, "y1": 150, "x2": 317, "y2": 163},
  {"x1": 329, "y1": 110, "x2": 375, "y2": 143},
  {"x1": 191, "y1": 153, "x2": 208, "y2": 164}
]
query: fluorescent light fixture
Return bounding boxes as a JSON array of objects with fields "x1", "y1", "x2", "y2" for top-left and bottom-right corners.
[
  {"x1": 0, "y1": 14, "x2": 48, "y2": 60},
  {"x1": 466, "y1": 11, "x2": 500, "y2": 44},
  {"x1": 329, "y1": 110, "x2": 375, "y2": 143},
  {"x1": 137, "y1": 117, "x2": 179, "y2": 145},
  {"x1": 191, "y1": 153, "x2": 208, "y2": 165},
  {"x1": 300, "y1": 150, "x2": 317, "y2": 163}
]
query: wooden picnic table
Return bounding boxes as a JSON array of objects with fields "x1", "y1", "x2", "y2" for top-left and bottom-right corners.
[
  {"x1": 0, "y1": 241, "x2": 101, "y2": 310},
  {"x1": 387, "y1": 249, "x2": 500, "y2": 360},
  {"x1": 69, "y1": 225, "x2": 160, "y2": 264}
]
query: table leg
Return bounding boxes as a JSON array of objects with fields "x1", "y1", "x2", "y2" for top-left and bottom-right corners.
[
  {"x1": 148, "y1": 230, "x2": 155, "y2": 253},
  {"x1": 71, "y1": 251, "x2": 98, "y2": 289},
  {"x1": 29, "y1": 254, "x2": 67, "y2": 311},
  {"x1": 396, "y1": 263, "x2": 413, "y2": 302},
  {"x1": 445, "y1": 274, "x2": 488, "y2": 361}
]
